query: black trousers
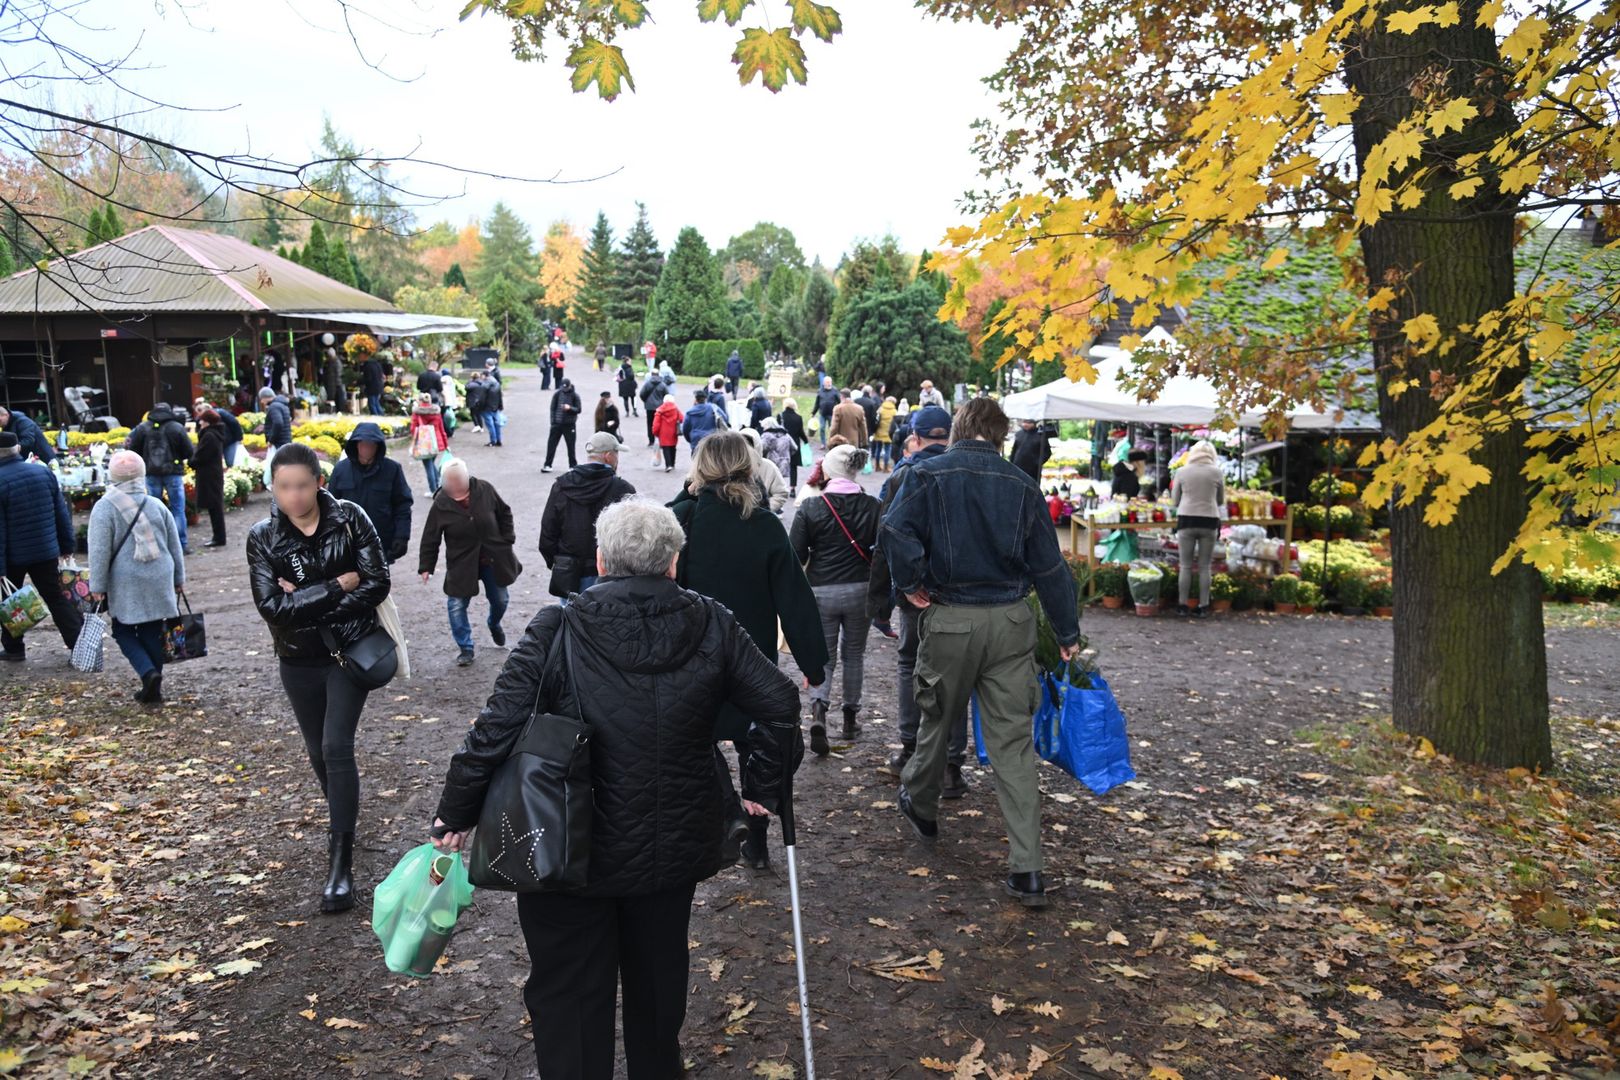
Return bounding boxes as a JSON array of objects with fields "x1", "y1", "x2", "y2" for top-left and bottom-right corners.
[
  {"x1": 199, "y1": 493, "x2": 226, "y2": 544},
  {"x1": 621, "y1": 392, "x2": 637, "y2": 416},
  {"x1": 280, "y1": 661, "x2": 370, "y2": 832},
  {"x1": 2, "y1": 560, "x2": 83, "y2": 656},
  {"x1": 546, "y1": 426, "x2": 578, "y2": 468},
  {"x1": 518, "y1": 883, "x2": 697, "y2": 1080},
  {"x1": 644, "y1": 409, "x2": 656, "y2": 445},
  {"x1": 660, "y1": 445, "x2": 677, "y2": 468}
]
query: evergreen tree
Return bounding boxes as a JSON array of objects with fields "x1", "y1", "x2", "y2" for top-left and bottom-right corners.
[
  {"x1": 442, "y1": 262, "x2": 468, "y2": 289},
  {"x1": 254, "y1": 192, "x2": 288, "y2": 250},
  {"x1": 472, "y1": 202, "x2": 539, "y2": 299},
  {"x1": 350, "y1": 250, "x2": 372, "y2": 294},
  {"x1": 827, "y1": 236, "x2": 911, "y2": 364},
  {"x1": 644, "y1": 226, "x2": 735, "y2": 371},
  {"x1": 571, "y1": 211, "x2": 616, "y2": 341},
  {"x1": 828, "y1": 277, "x2": 970, "y2": 393},
  {"x1": 761, "y1": 263, "x2": 806, "y2": 357},
  {"x1": 482, "y1": 273, "x2": 541, "y2": 357},
  {"x1": 0, "y1": 233, "x2": 14, "y2": 278},
  {"x1": 609, "y1": 202, "x2": 663, "y2": 339},
  {"x1": 100, "y1": 203, "x2": 124, "y2": 240},
  {"x1": 328, "y1": 238, "x2": 359, "y2": 287},
  {"x1": 85, "y1": 208, "x2": 104, "y2": 245},
  {"x1": 792, "y1": 268, "x2": 836, "y2": 366},
  {"x1": 305, "y1": 221, "x2": 333, "y2": 278}
]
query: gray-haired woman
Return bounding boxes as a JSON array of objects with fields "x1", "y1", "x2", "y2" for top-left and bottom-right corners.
[
  {"x1": 431, "y1": 498, "x2": 801, "y2": 1079},
  {"x1": 88, "y1": 450, "x2": 186, "y2": 704},
  {"x1": 1171, "y1": 440, "x2": 1226, "y2": 616}
]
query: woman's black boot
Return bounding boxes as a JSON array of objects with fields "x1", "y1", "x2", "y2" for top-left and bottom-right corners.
[
  {"x1": 841, "y1": 704, "x2": 862, "y2": 741},
  {"x1": 740, "y1": 816, "x2": 770, "y2": 871},
  {"x1": 809, "y1": 700, "x2": 830, "y2": 757},
  {"x1": 322, "y1": 831, "x2": 355, "y2": 913}
]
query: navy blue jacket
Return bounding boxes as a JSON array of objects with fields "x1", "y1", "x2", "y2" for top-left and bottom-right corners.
[
  {"x1": 327, "y1": 422, "x2": 414, "y2": 562},
  {"x1": 0, "y1": 455, "x2": 73, "y2": 569},
  {"x1": 881, "y1": 439, "x2": 1079, "y2": 644},
  {"x1": 680, "y1": 403, "x2": 721, "y2": 446},
  {"x1": 263, "y1": 397, "x2": 293, "y2": 447},
  {"x1": 3, "y1": 412, "x2": 55, "y2": 463},
  {"x1": 726, "y1": 352, "x2": 744, "y2": 381}
]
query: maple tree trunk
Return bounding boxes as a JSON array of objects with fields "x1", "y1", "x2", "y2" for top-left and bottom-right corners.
[{"x1": 1346, "y1": 5, "x2": 1551, "y2": 768}]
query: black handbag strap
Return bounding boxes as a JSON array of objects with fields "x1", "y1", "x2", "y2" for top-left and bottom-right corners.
[{"x1": 514, "y1": 614, "x2": 584, "y2": 750}]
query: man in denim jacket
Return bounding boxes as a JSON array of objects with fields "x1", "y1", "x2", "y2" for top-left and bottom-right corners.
[{"x1": 881, "y1": 396, "x2": 1079, "y2": 908}]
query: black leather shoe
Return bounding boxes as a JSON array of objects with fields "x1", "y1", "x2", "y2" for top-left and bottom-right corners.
[
  {"x1": 322, "y1": 831, "x2": 355, "y2": 913},
  {"x1": 720, "y1": 816, "x2": 750, "y2": 866},
  {"x1": 941, "y1": 764, "x2": 969, "y2": 800},
  {"x1": 740, "y1": 818, "x2": 770, "y2": 870},
  {"x1": 489, "y1": 623, "x2": 506, "y2": 647},
  {"x1": 841, "y1": 705, "x2": 862, "y2": 741},
  {"x1": 898, "y1": 788, "x2": 937, "y2": 845},
  {"x1": 809, "y1": 700, "x2": 830, "y2": 757},
  {"x1": 456, "y1": 650, "x2": 475, "y2": 666},
  {"x1": 1005, "y1": 871, "x2": 1049, "y2": 909},
  {"x1": 886, "y1": 745, "x2": 914, "y2": 771}
]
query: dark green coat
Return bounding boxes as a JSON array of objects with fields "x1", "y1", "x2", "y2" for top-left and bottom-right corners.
[{"x1": 671, "y1": 488, "x2": 827, "y2": 740}]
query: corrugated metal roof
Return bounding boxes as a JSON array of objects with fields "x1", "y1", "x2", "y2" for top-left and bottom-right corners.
[{"x1": 0, "y1": 225, "x2": 398, "y2": 315}]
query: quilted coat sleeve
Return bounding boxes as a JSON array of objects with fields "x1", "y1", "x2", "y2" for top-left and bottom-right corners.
[
  {"x1": 246, "y1": 526, "x2": 343, "y2": 629},
  {"x1": 435, "y1": 606, "x2": 565, "y2": 829}
]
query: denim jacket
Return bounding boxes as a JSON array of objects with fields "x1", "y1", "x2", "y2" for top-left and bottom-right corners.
[{"x1": 881, "y1": 440, "x2": 1079, "y2": 645}]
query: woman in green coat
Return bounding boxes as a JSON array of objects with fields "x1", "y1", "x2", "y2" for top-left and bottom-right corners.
[{"x1": 670, "y1": 432, "x2": 827, "y2": 869}]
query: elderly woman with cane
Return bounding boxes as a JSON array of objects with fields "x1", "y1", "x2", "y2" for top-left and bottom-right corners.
[{"x1": 429, "y1": 498, "x2": 803, "y2": 1080}]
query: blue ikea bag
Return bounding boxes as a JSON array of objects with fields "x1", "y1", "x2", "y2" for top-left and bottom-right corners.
[
  {"x1": 970, "y1": 672, "x2": 1135, "y2": 794},
  {"x1": 1034, "y1": 670, "x2": 1135, "y2": 794}
]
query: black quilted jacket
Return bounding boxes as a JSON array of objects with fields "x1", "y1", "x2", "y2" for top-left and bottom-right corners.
[
  {"x1": 246, "y1": 490, "x2": 391, "y2": 662},
  {"x1": 434, "y1": 575, "x2": 803, "y2": 898}
]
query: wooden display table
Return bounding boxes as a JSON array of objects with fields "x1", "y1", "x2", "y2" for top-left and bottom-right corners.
[{"x1": 1073, "y1": 507, "x2": 1295, "y2": 593}]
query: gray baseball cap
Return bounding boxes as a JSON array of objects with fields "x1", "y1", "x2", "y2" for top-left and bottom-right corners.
[{"x1": 585, "y1": 431, "x2": 626, "y2": 455}]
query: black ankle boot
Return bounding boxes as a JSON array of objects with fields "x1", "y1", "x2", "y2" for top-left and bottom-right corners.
[
  {"x1": 809, "y1": 700, "x2": 830, "y2": 757},
  {"x1": 740, "y1": 816, "x2": 770, "y2": 870},
  {"x1": 322, "y1": 831, "x2": 355, "y2": 913},
  {"x1": 720, "y1": 815, "x2": 750, "y2": 866},
  {"x1": 841, "y1": 704, "x2": 862, "y2": 741}
]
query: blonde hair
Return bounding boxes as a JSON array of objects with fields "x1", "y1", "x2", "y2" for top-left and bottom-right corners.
[{"x1": 687, "y1": 432, "x2": 762, "y2": 519}]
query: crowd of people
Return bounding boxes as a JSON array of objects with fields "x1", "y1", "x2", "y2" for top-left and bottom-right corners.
[{"x1": 0, "y1": 345, "x2": 1081, "y2": 1080}]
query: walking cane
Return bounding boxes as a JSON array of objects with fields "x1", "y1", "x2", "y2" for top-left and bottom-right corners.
[{"x1": 779, "y1": 731, "x2": 817, "y2": 1079}]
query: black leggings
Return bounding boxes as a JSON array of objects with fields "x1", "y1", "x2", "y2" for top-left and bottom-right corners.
[
  {"x1": 546, "y1": 426, "x2": 578, "y2": 467},
  {"x1": 621, "y1": 393, "x2": 637, "y2": 416},
  {"x1": 661, "y1": 445, "x2": 677, "y2": 468},
  {"x1": 280, "y1": 661, "x2": 370, "y2": 832}
]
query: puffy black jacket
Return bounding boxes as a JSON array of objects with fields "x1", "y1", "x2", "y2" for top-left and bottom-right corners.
[
  {"x1": 433, "y1": 577, "x2": 803, "y2": 898},
  {"x1": 263, "y1": 397, "x2": 293, "y2": 448},
  {"x1": 550, "y1": 384, "x2": 582, "y2": 427},
  {"x1": 790, "y1": 489, "x2": 881, "y2": 587},
  {"x1": 246, "y1": 490, "x2": 392, "y2": 662},
  {"x1": 538, "y1": 463, "x2": 635, "y2": 566},
  {"x1": 126, "y1": 406, "x2": 193, "y2": 477},
  {"x1": 327, "y1": 423, "x2": 414, "y2": 561}
]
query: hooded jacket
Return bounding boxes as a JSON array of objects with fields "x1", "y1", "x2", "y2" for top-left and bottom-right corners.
[
  {"x1": 726, "y1": 351, "x2": 744, "y2": 381},
  {"x1": 652, "y1": 400, "x2": 684, "y2": 448},
  {"x1": 246, "y1": 490, "x2": 391, "y2": 663},
  {"x1": 617, "y1": 362, "x2": 639, "y2": 397},
  {"x1": 433, "y1": 581, "x2": 803, "y2": 897},
  {"x1": 328, "y1": 422, "x2": 414, "y2": 561},
  {"x1": 361, "y1": 357, "x2": 385, "y2": 398},
  {"x1": 748, "y1": 392, "x2": 774, "y2": 430},
  {"x1": 538, "y1": 462, "x2": 635, "y2": 567},
  {"x1": 1, "y1": 411, "x2": 55, "y2": 463},
  {"x1": 680, "y1": 401, "x2": 721, "y2": 446},
  {"x1": 418, "y1": 476, "x2": 522, "y2": 598},
  {"x1": 0, "y1": 453, "x2": 73, "y2": 568},
  {"x1": 638, "y1": 372, "x2": 675, "y2": 411},
  {"x1": 760, "y1": 426, "x2": 795, "y2": 475},
  {"x1": 126, "y1": 405, "x2": 194, "y2": 477},
  {"x1": 263, "y1": 395, "x2": 293, "y2": 448},
  {"x1": 550, "y1": 382, "x2": 582, "y2": 428}
]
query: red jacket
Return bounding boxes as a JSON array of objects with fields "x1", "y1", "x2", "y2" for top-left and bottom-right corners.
[
  {"x1": 652, "y1": 400, "x2": 684, "y2": 448},
  {"x1": 409, "y1": 408, "x2": 448, "y2": 456}
]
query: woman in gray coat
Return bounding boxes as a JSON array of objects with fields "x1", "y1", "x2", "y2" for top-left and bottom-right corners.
[
  {"x1": 1170, "y1": 440, "x2": 1226, "y2": 615},
  {"x1": 89, "y1": 450, "x2": 186, "y2": 703}
]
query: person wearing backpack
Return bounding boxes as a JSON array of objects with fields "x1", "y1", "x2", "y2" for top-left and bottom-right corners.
[
  {"x1": 125, "y1": 402, "x2": 195, "y2": 553},
  {"x1": 790, "y1": 443, "x2": 881, "y2": 756}
]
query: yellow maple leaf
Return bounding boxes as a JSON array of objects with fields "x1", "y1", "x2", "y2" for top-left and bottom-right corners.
[
  {"x1": 567, "y1": 37, "x2": 635, "y2": 101},
  {"x1": 1319, "y1": 91, "x2": 1360, "y2": 125},
  {"x1": 1449, "y1": 177, "x2": 1484, "y2": 200},
  {"x1": 697, "y1": 0, "x2": 752, "y2": 24},
  {"x1": 1427, "y1": 98, "x2": 1478, "y2": 135},
  {"x1": 733, "y1": 27, "x2": 808, "y2": 92},
  {"x1": 788, "y1": 0, "x2": 842, "y2": 42},
  {"x1": 1386, "y1": 5, "x2": 1438, "y2": 33}
]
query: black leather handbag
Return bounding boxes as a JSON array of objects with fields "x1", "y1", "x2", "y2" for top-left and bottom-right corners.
[
  {"x1": 467, "y1": 617, "x2": 592, "y2": 892},
  {"x1": 547, "y1": 554, "x2": 585, "y2": 598},
  {"x1": 321, "y1": 623, "x2": 398, "y2": 691}
]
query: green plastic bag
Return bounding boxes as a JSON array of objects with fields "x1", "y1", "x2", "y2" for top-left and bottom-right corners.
[{"x1": 372, "y1": 844, "x2": 475, "y2": 977}]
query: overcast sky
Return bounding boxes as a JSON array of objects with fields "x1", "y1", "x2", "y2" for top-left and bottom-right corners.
[{"x1": 74, "y1": 0, "x2": 1013, "y2": 265}]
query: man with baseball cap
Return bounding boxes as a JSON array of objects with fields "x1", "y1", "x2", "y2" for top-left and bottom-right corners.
[
  {"x1": 867, "y1": 405, "x2": 971, "y2": 795},
  {"x1": 538, "y1": 431, "x2": 636, "y2": 598}
]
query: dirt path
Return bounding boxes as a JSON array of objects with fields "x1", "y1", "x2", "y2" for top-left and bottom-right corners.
[{"x1": 4, "y1": 351, "x2": 1615, "y2": 1079}]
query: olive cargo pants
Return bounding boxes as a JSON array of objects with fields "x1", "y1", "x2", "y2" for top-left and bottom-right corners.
[{"x1": 900, "y1": 599, "x2": 1044, "y2": 873}]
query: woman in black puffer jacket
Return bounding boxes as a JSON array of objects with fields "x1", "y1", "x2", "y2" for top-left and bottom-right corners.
[
  {"x1": 430, "y1": 497, "x2": 801, "y2": 1080},
  {"x1": 246, "y1": 442, "x2": 391, "y2": 915}
]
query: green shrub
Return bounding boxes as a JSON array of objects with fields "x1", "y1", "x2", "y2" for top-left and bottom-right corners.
[
  {"x1": 1230, "y1": 568, "x2": 1270, "y2": 610},
  {"x1": 1210, "y1": 572, "x2": 1239, "y2": 602},
  {"x1": 1159, "y1": 563, "x2": 1180, "y2": 602},
  {"x1": 1270, "y1": 573, "x2": 1301, "y2": 605},
  {"x1": 1336, "y1": 570, "x2": 1372, "y2": 610},
  {"x1": 1365, "y1": 572, "x2": 1393, "y2": 608},
  {"x1": 737, "y1": 338, "x2": 765, "y2": 379},
  {"x1": 1296, "y1": 580, "x2": 1323, "y2": 608},
  {"x1": 1094, "y1": 562, "x2": 1129, "y2": 600},
  {"x1": 1297, "y1": 505, "x2": 1327, "y2": 532}
]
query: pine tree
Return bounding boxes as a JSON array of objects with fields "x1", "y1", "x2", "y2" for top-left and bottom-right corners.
[
  {"x1": 350, "y1": 250, "x2": 372, "y2": 294},
  {"x1": 472, "y1": 202, "x2": 539, "y2": 300},
  {"x1": 0, "y1": 233, "x2": 14, "y2": 278},
  {"x1": 644, "y1": 226, "x2": 735, "y2": 371},
  {"x1": 442, "y1": 262, "x2": 468, "y2": 289},
  {"x1": 100, "y1": 204, "x2": 124, "y2": 240},
  {"x1": 328, "y1": 238, "x2": 359, "y2": 287},
  {"x1": 571, "y1": 211, "x2": 616, "y2": 341},
  {"x1": 305, "y1": 221, "x2": 333, "y2": 278},
  {"x1": 609, "y1": 202, "x2": 663, "y2": 339},
  {"x1": 86, "y1": 208, "x2": 104, "y2": 245}
]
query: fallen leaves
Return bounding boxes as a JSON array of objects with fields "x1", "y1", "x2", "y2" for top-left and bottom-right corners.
[
  {"x1": 864, "y1": 950, "x2": 945, "y2": 983},
  {"x1": 323, "y1": 1017, "x2": 366, "y2": 1030},
  {"x1": 212, "y1": 958, "x2": 261, "y2": 977}
]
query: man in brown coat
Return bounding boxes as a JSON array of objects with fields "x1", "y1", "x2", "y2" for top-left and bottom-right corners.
[
  {"x1": 828, "y1": 389, "x2": 869, "y2": 448},
  {"x1": 418, "y1": 459, "x2": 523, "y2": 666}
]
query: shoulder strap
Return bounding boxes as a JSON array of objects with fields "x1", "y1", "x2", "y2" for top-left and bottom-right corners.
[
  {"x1": 820, "y1": 494, "x2": 872, "y2": 564},
  {"x1": 109, "y1": 499, "x2": 148, "y2": 566}
]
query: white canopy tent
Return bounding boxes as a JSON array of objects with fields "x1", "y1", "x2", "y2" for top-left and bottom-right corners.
[
  {"x1": 282, "y1": 310, "x2": 481, "y2": 337},
  {"x1": 1000, "y1": 327, "x2": 1354, "y2": 431}
]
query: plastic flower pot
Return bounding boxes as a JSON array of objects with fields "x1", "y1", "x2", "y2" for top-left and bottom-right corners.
[
  {"x1": 1210, "y1": 599, "x2": 1232, "y2": 613},
  {"x1": 1272, "y1": 602, "x2": 1297, "y2": 615},
  {"x1": 1101, "y1": 595, "x2": 1125, "y2": 610},
  {"x1": 1135, "y1": 602, "x2": 1158, "y2": 617},
  {"x1": 1373, "y1": 606, "x2": 1394, "y2": 617},
  {"x1": 1297, "y1": 605, "x2": 1315, "y2": 615}
]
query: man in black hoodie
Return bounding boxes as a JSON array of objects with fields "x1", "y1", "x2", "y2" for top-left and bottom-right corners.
[
  {"x1": 125, "y1": 402, "x2": 194, "y2": 553},
  {"x1": 327, "y1": 422, "x2": 414, "y2": 563},
  {"x1": 539, "y1": 431, "x2": 636, "y2": 597},
  {"x1": 543, "y1": 378, "x2": 582, "y2": 472}
]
